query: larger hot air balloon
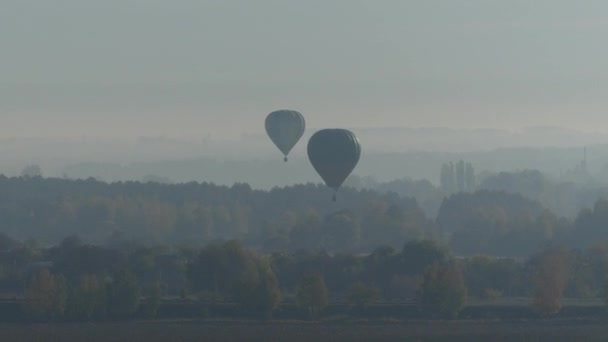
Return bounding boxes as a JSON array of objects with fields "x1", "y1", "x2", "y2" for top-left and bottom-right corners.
[
  {"x1": 307, "y1": 129, "x2": 361, "y2": 201},
  {"x1": 265, "y1": 110, "x2": 305, "y2": 162}
]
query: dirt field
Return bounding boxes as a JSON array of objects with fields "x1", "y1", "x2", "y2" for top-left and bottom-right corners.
[{"x1": 1, "y1": 319, "x2": 608, "y2": 342}]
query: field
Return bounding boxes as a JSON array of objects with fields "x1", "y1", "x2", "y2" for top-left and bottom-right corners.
[{"x1": 2, "y1": 319, "x2": 608, "y2": 342}]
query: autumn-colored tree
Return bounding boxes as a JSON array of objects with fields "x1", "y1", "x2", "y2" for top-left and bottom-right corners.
[
  {"x1": 296, "y1": 273, "x2": 328, "y2": 318},
  {"x1": 23, "y1": 269, "x2": 67, "y2": 319},
  {"x1": 234, "y1": 259, "x2": 282, "y2": 317},
  {"x1": 188, "y1": 241, "x2": 281, "y2": 315},
  {"x1": 531, "y1": 248, "x2": 572, "y2": 315},
  {"x1": 418, "y1": 261, "x2": 467, "y2": 318}
]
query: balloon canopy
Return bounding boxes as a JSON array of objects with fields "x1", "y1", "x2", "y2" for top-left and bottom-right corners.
[
  {"x1": 307, "y1": 128, "x2": 361, "y2": 200},
  {"x1": 265, "y1": 110, "x2": 305, "y2": 162}
]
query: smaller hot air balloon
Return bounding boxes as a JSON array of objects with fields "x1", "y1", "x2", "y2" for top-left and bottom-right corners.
[
  {"x1": 307, "y1": 129, "x2": 361, "y2": 201},
  {"x1": 265, "y1": 110, "x2": 306, "y2": 162}
]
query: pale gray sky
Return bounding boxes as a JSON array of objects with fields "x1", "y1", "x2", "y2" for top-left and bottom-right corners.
[{"x1": 2, "y1": 0, "x2": 608, "y2": 139}]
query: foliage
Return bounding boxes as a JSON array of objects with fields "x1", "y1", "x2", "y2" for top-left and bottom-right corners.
[
  {"x1": 23, "y1": 269, "x2": 67, "y2": 319},
  {"x1": 400, "y1": 240, "x2": 449, "y2": 275},
  {"x1": 188, "y1": 241, "x2": 281, "y2": 315},
  {"x1": 463, "y1": 255, "x2": 524, "y2": 298},
  {"x1": 232, "y1": 258, "x2": 282, "y2": 315},
  {"x1": 0, "y1": 177, "x2": 430, "y2": 253},
  {"x1": 347, "y1": 282, "x2": 381, "y2": 309},
  {"x1": 322, "y1": 210, "x2": 360, "y2": 252},
  {"x1": 296, "y1": 273, "x2": 328, "y2": 318},
  {"x1": 67, "y1": 274, "x2": 107, "y2": 320},
  {"x1": 8, "y1": 175, "x2": 608, "y2": 321},
  {"x1": 418, "y1": 261, "x2": 467, "y2": 318},
  {"x1": 143, "y1": 281, "x2": 163, "y2": 317},
  {"x1": 440, "y1": 161, "x2": 476, "y2": 193},
  {"x1": 530, "y1": 247, "x2": 572, "y2": 315},
  {"x1": 107, "y1": 270, "x2": 141, "y2": 318}
]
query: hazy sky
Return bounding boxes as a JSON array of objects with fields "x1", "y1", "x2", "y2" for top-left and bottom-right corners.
[{"x1": 3, "y1": 1, "x2": 608, "y2": 139}]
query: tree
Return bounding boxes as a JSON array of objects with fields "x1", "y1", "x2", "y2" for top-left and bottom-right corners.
[
  {"x1": 23, "y1": 269, "x2": 67, "y2": 319},
  {"x1": 465, "y1": 162, "x2": 476, "y2": 192},
  {"x1": 462, "y1": 255, "x2": 523, "y2": 298},
  {"x1": 531, "y1": 248, "x2": 572, "y2": 315},
  {"x1": 141, "y1": 174, "x2": 172, "y2": 184},
  {"x1": 601, "y1": 278, "x2": 608, "y2": 308},
  {"x1": 143, "y1": 281, "x2": 163, "y2": 317},
  {"x1": 363, "y1": 245, "x2": 398, "y2": 292},
  {"x1": 440, "y1": 163, "x2": 456, "y2": 193},
  {"x1": 586, "y1": 242, "x2": 608, "y2": 294},
  {"x1": 322, "y1": 210, "x2": 361, "y2": 252},
  {"x1": 174, "y1": 203, "x2": 213, "y2": 245},
  {"x1": 107, "y1": 270, "x2": 140, "y2": 318},
  {"x1": 456, "y1": 160, "x2": 466, "y2": 192},
  {"x1": 188, "y1": 241, "x2": 281, "y2": 316},
  {"x1": 188, "y1": 243, "x2": 224, "y2": 295},
  {"x1": 347, "y1": 282, "x2": 380, "y2": 310},
  {"x1": 231, "y1": 257, "x2": 282, "y2": 317},
  {"x1": 401, "y1": 240, "x2": 449, "y2": 275},
  {"x1": 67, "y1": 274, "x2": 107, "y2": 320},
  {"x1": 289, "y1": 209, "x2": 322, "y2": 251},
  {"x1": 246, "y1": 260, "x2": 282, "y2": 317},
  {"x1": 296, "y1": 273, "x2": 328, "y2": 318},
  {"x1": 478, "y1": 170, "x2": 544, "y2": 199},
  {"x1": 418, "y1": 261, "x2": 467, "y2": 318}
]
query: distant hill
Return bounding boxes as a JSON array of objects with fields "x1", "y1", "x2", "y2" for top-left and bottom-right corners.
[
  {"x1": 1, "y1": 126, "x2": 608, "y2": 188},
  {"x1": 61, "y1": 145, "x2": 608, "y2": 189}
]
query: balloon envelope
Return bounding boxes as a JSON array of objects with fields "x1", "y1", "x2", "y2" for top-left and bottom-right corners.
[
  {"x1": 265, "y1": 110, "x2": 305, "y2": 161},
  {"x1": 307, "y1": 129, "x2": 361, "y2": 192}
]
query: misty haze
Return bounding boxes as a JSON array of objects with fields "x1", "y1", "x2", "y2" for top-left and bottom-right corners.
[{"x1": 4, "y1": 1, "x2": 608, "y2": 341}]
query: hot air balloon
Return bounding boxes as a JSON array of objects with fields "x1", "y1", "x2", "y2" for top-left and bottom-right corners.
[
  {"x1": 265, "y1": 110, "x2": 305, "y2": 162},
  {"x1": 307, "y1": 129, "x2": 361, "y2": 201}
]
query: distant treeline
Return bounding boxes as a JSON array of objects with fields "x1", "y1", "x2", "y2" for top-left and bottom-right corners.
[
  {"x1": 1, "y1": 235, "x2": 607, "y2": 322},
  {"x1": 0, "y1": 175, "x2": 434, "y2": 251},
  {"x1": 56, "y1": 140, "x2": 608, "y2": 189},
  {"x1": 348, "y1": 168, "x2": 608, "y2": 219},
  {"x1": 2, "y1": 175, "x2": 608, "y2": 257}
]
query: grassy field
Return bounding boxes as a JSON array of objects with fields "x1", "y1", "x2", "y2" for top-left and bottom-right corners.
[{"x1": 2, "y1": 319, "x2": 608, "y2": 342}]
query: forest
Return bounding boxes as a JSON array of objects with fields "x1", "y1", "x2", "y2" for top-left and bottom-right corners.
[{"x1": 1, "y1": 170, "x2": 608, "y2": 324}]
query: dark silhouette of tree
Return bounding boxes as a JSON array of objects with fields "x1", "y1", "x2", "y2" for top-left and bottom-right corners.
[
  {"x1": 347, "y1": 282, "x2": 380, "y2": 310},
  {"x1": 107, "y1": 270, "x2": 140, "y2": 318},
  {"x1": 418, "y1": 261, "x2": 467, "y2": 318},
  {"x1": 465, "y1": 162, "x2": 476, "y2": 191},
  {"x1": 188, "y1": 240, "x2": 281, "y2": 315},
  {"x1": 456, "y1": 160, "x2": 466, "y2": 192},
  {"x1": 67, "y1": 274, "x2": 107, "y2": 320},
  {"x1": 296, "y1": 273, "x2": 328, "y2": 318},
  {"x1": 400, "y1": 240, "x2": 449, "y2": 275},
  {"x1": 463, "y1": 255, "x2": 523, "y2": 298},
  {"x1": 440, "y1": 162, "x2": 456, "y2": 193},
  {"x1": 322, "y1": 210, "x2": 360, "y2": 252},
  {"x1": 143, "y1": 281, "x2": 162, "y2": 318}
]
